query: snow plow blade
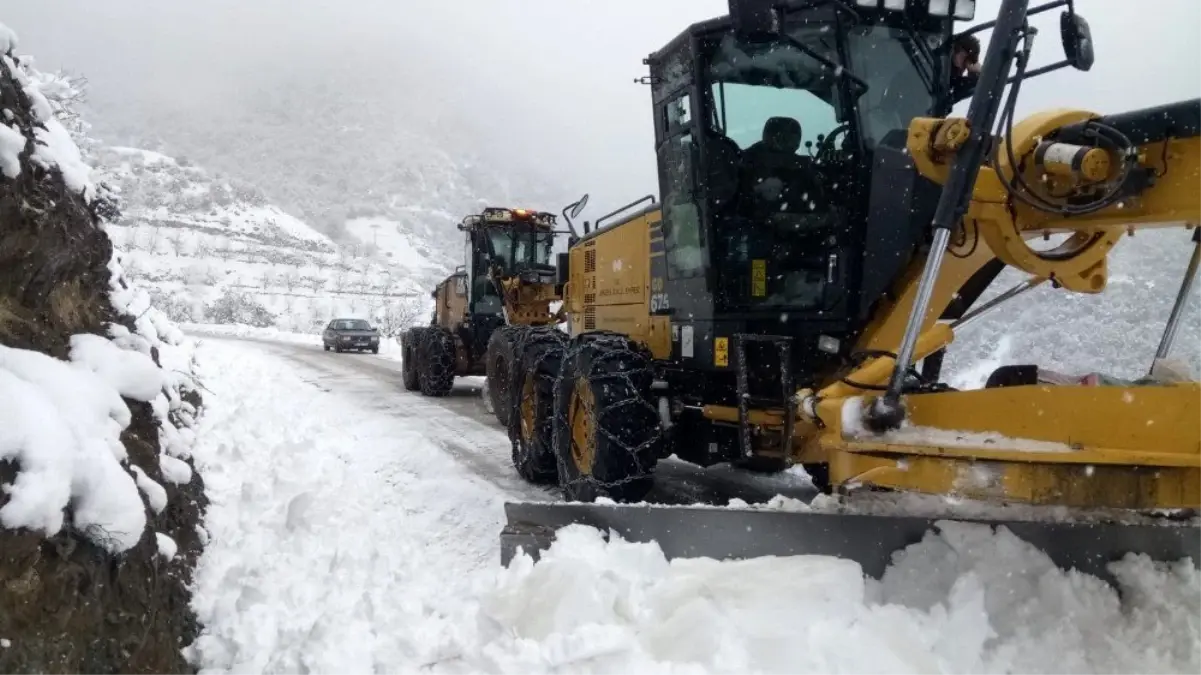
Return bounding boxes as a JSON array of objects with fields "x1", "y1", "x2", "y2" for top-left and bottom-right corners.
[{"x1": 499, "y1": 502, "x2": 1200, "y2": 584}]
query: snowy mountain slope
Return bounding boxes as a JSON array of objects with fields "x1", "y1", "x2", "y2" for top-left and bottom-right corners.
[
  {"x1": 944, "y1": 228, "x2": 1200, "y2": 385},
  {"x1": 82, "y1": 54, "x2": 569, "y2": 271},
  {"x1": 92, "y1": 144, "x2": 440, "y2": 334}
]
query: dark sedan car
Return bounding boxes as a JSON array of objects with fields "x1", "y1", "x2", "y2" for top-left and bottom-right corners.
[{"x1": 322, "y1": 318, "x2": 381, "y2": 353}]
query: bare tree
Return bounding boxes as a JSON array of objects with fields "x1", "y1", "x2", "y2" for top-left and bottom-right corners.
[
  {"x1": 166, "y1": 228, "x2": 185, "y2": 255},
  {"x1": 282, "y1": 268, "x2": 300, "y2": 292},
  {"x1": 146, "y1": 226, "x2": 163, "y2": 254}
]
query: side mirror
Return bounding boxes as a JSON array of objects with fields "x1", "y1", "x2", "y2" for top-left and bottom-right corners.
[
  {"x1": 569, "y1": 194, "x2": 590, "y2": 220},
  {"x1": 1061, "y1": 11, "x2": 1094, "y2": 72}
]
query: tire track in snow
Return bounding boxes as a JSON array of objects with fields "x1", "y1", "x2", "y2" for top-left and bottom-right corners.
[
  {"x1": 205, "y1": 337, "x2": 558, "y2": 502},
  {"x1": 195, "y1": 334, "x2": 819, "y2": 506}
]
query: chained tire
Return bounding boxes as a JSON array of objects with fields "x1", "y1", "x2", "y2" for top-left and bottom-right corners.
[
  {"x1": 418, "y1": 327, "x2": 456, "y2": 397},
  {"x1": 552, "y1": 333, "x2": 664, "y2": 502},
  {"x1": 507, "y1": 327, "x2": 567, "y2": 485},
  {"x1": 400, "y1": 327, "x2": 423, "y2": 391},
  {"x1": 486, "y1": 325, "x2": 526, "y2": 427}
]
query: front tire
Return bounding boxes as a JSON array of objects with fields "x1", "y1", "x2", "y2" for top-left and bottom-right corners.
[
  {"x1": 553, "y1": 334, "x2": 663, "y2": 502},
  {"x1": 486, "y1": 326, "x2": 525, "y2": 427},
  {"x1": 507, "y1": 327, "x2": 566, "y2": 485},
  {"x1": 401, "y1": 328, "x2": 422, "y2": 391},
  {"x1": 418, "y1": 327, "x2": 456, "y2": 397}
]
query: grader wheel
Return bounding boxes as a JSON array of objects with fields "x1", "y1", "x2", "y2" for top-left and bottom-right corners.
[
  {"x1": 400, "y1": 327, "x2": 423, "y2": 392},
  {"x1": 418, "y1": 327, "x2": 456, "y2": 397},
  {"x1": 486, "y1": 325, "x2": 525, "y2": 427},
  {"x1": 552, "y1": 334, "x2": 664, "y2": 502},
  {"x1": 506, "y1": 327, "x2": 565, "y2": 484}
]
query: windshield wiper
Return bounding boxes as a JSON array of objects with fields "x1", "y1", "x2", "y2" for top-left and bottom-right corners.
[
  {"x1": 777, "y1": 33, "x2": 870, "y2": 95},
  {"x1": 897, "y1": 19, "x2": 936, "y2": 94}
]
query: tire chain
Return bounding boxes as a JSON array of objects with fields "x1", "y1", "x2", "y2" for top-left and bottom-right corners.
[
  {"x1": 509, "y1": 327, "x2": 567, "y2": 481},
  {"x1": 419, "y1": 327, "x2": 456, "y2": 396},
  {"x1": 551, "y1": 332, "x2": 665, "y2": 500}
]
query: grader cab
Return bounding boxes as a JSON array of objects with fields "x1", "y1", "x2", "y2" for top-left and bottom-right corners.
[{"x1": 400, "y1": 206, "x2": 568, "y2": 421}]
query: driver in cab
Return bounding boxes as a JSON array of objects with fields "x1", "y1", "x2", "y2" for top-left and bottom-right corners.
[{"x1": 739, "y1": 117, "x2": 824, "y2": 219}]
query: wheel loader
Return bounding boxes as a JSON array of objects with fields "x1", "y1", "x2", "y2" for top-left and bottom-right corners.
[
  {"x1": 499, "y1": 0, "x2": 1201, "y2": 581},
  {"x1": 401, "y1": 205, "x2": 577, "y2": 426}
]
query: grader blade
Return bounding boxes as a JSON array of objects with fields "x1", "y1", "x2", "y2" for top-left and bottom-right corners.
[{"x1": 499, "y1": 501, "x2": 1200, "y2": 585}]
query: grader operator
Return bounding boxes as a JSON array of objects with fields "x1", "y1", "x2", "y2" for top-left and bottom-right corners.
[{"x1": 497, "y1": 0, "x2": 1201, "y2": 579}]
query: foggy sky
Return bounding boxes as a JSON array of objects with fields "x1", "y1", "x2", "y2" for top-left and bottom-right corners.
[{"x1": 2, "y1": 0, "x2": 1198, "y2": 215}]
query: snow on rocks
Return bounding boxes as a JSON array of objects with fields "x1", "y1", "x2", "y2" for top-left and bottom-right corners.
[
  {"x1": 0, "y1": 22, "x2": 17, "y2": 56},
  {"x1": 0, "y1": 27, "x2": 96, "y2": 202},
  {"x1": 0, "y1": 345, "x2": 146, "y2": 552},
  {"x1": 187, "y1": 339, "x2": 1199, "y2": 674},
  {"x1": 0, "y1": 122, "x2": 22, "y2": 178},
  {"x1": 157, "y1": 532, "x2": 179, "y2": 561}
]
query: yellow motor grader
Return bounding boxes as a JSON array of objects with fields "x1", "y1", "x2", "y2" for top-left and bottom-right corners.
[
  {"x1": 498, "y1": 0, "x2": 1201, "y2": 579},
  {"x1": 400, "y1": 205, "x2": 578, "y2": 429}
]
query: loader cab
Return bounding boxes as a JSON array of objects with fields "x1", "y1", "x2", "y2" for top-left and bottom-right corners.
[{"x1": 648, "y1": 0, "x2": 958, "y2": 377}]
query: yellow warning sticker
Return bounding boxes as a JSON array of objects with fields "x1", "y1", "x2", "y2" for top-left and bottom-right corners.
[
  {"x1": 751, "y1": 259, "x2": 766, "y2": 297},
  {"x1": 714, "y1": 336, "x2": 729, "y2": 367}
]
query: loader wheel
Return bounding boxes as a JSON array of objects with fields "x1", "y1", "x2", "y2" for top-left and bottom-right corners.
[
  {"x1": 400, "y1": 328, "x2": 422, "y2": 391},
  {"x1": 418, "y1": 328, "x2": 455, "y2": 397},
  {"x1": 507, "y1": 328, "x2": 566, "y2": 484},
  {"x1": 486, "y1": 325, "x2": 525, "y2": 427},
  {"x1": 553, "y1": 334, "x2": 663, "y2": 502}
]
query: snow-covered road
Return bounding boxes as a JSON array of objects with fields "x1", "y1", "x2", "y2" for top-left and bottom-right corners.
[
  {"x1": 193, "y1": 332, "x2": 821, "y2": 507},
  {"x1": 184, "y1": 336, "x2": 1200, "y2": 674}
]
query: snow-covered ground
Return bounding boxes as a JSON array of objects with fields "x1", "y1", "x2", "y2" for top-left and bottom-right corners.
[{"x1": 185, "y1": 336, "x2": 1200, "y2": 674}]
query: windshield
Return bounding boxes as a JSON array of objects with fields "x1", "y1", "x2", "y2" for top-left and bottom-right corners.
[
  {"x1": 691, "y1": 26, "x2": 850, "y2": 310},
  {"x1": 332, "y1": 319, "x2": 371, "y2": 331},
  {"x1": 486, "y1": 229, "x2": 553, "y2": 273},
  {"x1": 845, "y1": 24, "x2": 940, "y2": 148}
]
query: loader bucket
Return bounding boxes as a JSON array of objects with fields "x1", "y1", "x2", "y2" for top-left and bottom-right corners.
[{"x1": 499, "y1": 501, "x2": 1200, "y2": 585}]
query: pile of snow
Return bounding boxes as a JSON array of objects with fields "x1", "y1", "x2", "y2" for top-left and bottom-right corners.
[
  {"x1": 480, "y1": 522, "x2": 1197, "y2": 673},
  {"x1": 0, "y1": 329, "x2": 195, "y2": 554},
  {"x1": 186, "y1": 340, "x2": 1199, "y2": 673}
]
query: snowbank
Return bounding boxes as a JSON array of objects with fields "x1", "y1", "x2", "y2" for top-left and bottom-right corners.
[
  {"x1": 186, "y1": 340, "x2": 1199, "y2": 674},
  {"x1": 480, "y1": 523, "x2": 1198, "y2": 673},
  {"x1": 0, "y1": 20, "x2": 201, "y2": 554}
]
